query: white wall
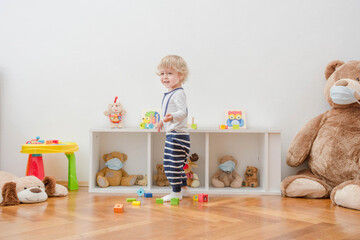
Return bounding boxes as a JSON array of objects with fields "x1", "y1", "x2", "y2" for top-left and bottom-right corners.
[{"x1": 1, "y1": 0, "x2": 360, "y2": 182}]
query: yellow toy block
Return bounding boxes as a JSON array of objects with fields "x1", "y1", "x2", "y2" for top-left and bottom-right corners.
[{"x1": 132, "y1": 201, "x2": 141, "y2": 206}]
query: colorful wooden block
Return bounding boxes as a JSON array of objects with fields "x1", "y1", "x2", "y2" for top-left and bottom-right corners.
[
  {"x1": 170, "y1": 198, "x2": 179, "y2": 205},
  {"x1": 193, "y1": 194, "x2": 199, "y2": 201},
  {"x1": 156, "y1": 198, "x2": 163, "y2": 204},
  {"x1": 144, "y1": 193, "x2": 153, "y2": 198},
  {"x1": 126, "y1": 198, "x2": 137, "y2": 202},
  {"x1": 137, "y1": 188, "x2": 145, "y2": 197},
  {"x1": 132, "y1": 201, "x2": 141, "y2": 206},
  {"x1": 198, "y1": 194, "x2": 208, "y2": 202},
  {"x1": 113, "y1": 203, "x2": 124, "y2": 213}
]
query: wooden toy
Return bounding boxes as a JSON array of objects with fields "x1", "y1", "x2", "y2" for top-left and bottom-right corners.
[
  {"x1": 144, "y1": 193, "x2": 153, "y2": 198},
  {"x1": 156, "y1": 198, "x2": 163, "y2": 204},
  {"x1": 137, "y1": 188, "x2": 145, "y2": 197},
  {"x1": 114, "y1": 203, "x2": 124, "y2": 213},
  {"x1": 170, "y1": 198, "x2": 179, "y2": 205},
  {"x1": 126, "y1": 198, "x2": 137, "y2": 202},
  {"x1": 132, "y1": 201, "x2": 141, "y2": 206},
  {"x1": 193, "y1": 195, "x2": 199, "y2": 201},
  {"x1": 219, "y1": 124, "x2": 228, "y2": 129},
  {"x1": 191, "y1": 117, "x2": 197, "y2": 129},
  {"x1": 140, "y1": 109, "x2": 160, "y2": 129},
  {"x1": 198, "y1": 194, "x2": 208, "y2": 202},
  {"x1": 225, "y1": 110, "x2": 246, "y2": 129}
]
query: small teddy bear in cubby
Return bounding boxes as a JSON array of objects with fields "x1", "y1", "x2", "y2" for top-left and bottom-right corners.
[
  {"x1": 242, "y1": 166, "x2": 258, "y2": 188},
  {"x1": 153, "y1": 164, "x2": 170, "y2": 187}
]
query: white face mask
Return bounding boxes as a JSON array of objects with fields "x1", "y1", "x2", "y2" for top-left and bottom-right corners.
[{"x1": 330, "y1": 86, "x2": 360, "y2": 105}]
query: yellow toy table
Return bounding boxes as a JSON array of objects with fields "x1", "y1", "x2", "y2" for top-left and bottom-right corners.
[{"x1": 21, "y1": 142, "x2": 79, "y2": 190}]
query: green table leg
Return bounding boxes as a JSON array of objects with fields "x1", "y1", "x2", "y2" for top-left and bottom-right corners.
[{"x1": 66, "y1": 153, "x2": 79, "y2": 190}]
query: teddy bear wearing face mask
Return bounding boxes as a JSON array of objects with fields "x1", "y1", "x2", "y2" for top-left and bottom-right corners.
[
  {"x1": 281, "y1": 60, "x2": 360, "y2": 211},
  {"x1": 211, "y1": 155, "x2": 243, "y2": 188}
]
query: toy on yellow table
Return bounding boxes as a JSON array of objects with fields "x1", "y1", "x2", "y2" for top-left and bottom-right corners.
[{"x1": 21, "y1": 137, "x2": 79, "y2": 190}]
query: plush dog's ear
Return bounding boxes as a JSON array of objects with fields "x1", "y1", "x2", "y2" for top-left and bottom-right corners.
[
  {"x1": 43, "y1": 176, "x2": 56, "y2": 196},
  {"x1": 325, "y1": 60, "x2": 344, "y2": 80},
  {"x1": 1, "y1": 182, "x2": 20, "y2": 206}
]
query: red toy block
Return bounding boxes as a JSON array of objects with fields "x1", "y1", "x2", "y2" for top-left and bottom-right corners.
[
  {"x1": 198, "y1": 194, "x2": 208, "y2": 202},
  {"x1": 114, "y1": 203, "x2": 124, "y2": 213}
]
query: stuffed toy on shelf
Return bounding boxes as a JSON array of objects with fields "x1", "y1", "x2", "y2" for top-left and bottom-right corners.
[
  {"x1": 153, "y1": 164, "x2": 170, "y2": 187},
  {"x1": 183, "y1": 153, "x2": 200, "y2": 188},
  {"x1": 211, "y1": 155, "x2": 242, "y2": 188},
  {"x1": 96, "y1": 151, "x2": 146, "y2": 188},
  {"x1": 242, "y1": 166, "x2": 258, "y2": 188},
  {"x1": 0, "y1": 171, "x2": 68, "y2": 206},
  {"x1": 104, "y1": 96, "x2": 126, "y2": 128},
  {"x1": 281, "y1": 60, "x2": 360, "y2": 211}
]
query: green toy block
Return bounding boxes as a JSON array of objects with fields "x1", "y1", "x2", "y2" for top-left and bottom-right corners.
[
  {"x1": 191, "y1": 124, "x2": 197, "y2": 129},
  {"x1": 156, "y1": 198, "x2": 163, "y2": 204},
  {"x1": 233, "y1": 125, "x2": 240, "y2": 129},
  {"x1": 126, "y1": 198, "x2": 137, "y2": 202},
  {"x1": 170, "y1": 198, "x2": 179, "y2": 205}
]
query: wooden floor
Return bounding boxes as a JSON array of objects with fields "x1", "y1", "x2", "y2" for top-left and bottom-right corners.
[{"x1": 1, "y1": 187, "x2": 360, "y2": 240}]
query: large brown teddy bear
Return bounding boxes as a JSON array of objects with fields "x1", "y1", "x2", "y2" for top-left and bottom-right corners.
[
  {"x1": 96, "y1": 152, "x2": 146, "y2": 188},
  {"x1": 153, "y1": 164, "x2": 169, "y2": 187},
  {"x1": 211, "y1": 155, "x2": 242, "y2": 188},
  {"x1": 281, "y1": 60, "x2": 360, "y2": 210}
]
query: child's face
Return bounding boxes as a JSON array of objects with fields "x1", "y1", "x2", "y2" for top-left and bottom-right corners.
[{"x1": 159, "y1": 67, "x2": 183, "y2": 91}]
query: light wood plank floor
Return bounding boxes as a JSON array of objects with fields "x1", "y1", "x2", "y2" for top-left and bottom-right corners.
[{"x1": 1, "y1": 187, "x2": 360, "y2": 240}]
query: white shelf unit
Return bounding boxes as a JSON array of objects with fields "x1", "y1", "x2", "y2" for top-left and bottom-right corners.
[{"x1": 89, "y1": 128, "x2": 281, "y2": 195}]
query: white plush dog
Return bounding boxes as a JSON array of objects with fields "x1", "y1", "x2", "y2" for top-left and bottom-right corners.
[{"x1": 0, "y1": 171, "x2": 68, "y2": 206}]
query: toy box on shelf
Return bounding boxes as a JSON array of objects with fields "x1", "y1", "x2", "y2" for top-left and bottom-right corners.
[
  {"x1": 140, "y1": 109, "x2": 161, "y2": 129},
  {"x1": 89, "y1": 127, "x2": 281, "y2": 195}
]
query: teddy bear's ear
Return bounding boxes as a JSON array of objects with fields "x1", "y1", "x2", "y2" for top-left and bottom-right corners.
[
  {"x1": 102, "y1": 154, "x2": 109, "y2": 161},
  {"x1": 1, "y1": 182, "x2": 20, "y2": 206},
  {"x1": 156, "y1": 164, "x2": 162, "y2": 169},
  {"x1": 122, "y1": 153, "x2": 128, "y2": 162},
  {"x1": 43, "y1": 176, "x2": 56, "y2": 196},
  {"x1": 325, "y1": 60, "x2": 345, "y2": 80}
]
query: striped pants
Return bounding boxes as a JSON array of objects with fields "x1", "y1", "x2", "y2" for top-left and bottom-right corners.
[{"x1": 163, "y1": 131, "x2": 191, "y2": 192}]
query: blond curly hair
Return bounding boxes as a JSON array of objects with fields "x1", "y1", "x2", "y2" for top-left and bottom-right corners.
[{"x1": 157, "y1": 55, "x2": 189, "y2": 82}]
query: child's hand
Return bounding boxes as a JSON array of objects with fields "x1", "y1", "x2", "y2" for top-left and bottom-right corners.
[
  {"x1": 163, "y1": 114, "x2": 173, "y2": 123},
  {"x1": 156, "y1": 121, "x2": 163, "y2": 132}
]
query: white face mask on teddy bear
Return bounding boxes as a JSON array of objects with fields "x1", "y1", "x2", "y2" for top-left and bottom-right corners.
[
  {"x1": 330, "y1": 81, "x2": 360, "y2": 105},
  {"x1": 105, "y1": 158, "x2": 124, "y2": 170},
  {"x1": 219, "y1": 160, "x2": 236, "y2": 172}
]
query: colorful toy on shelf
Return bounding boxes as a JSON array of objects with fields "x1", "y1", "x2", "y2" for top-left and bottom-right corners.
[
  {"x1": 224, "y1": 110, "x2": 247, "y2": 129},
  {"x1": 153, "y1": 164, "x2": 170, "y2": 187},
  {"x1": 21, "y1": 138, "x2": 79, "y2": 190},
  {"x1": 114, "y1": 203, "x2": 124, "y2": 213},
  {"x1": 140, "y1": 109, "x2": 160, "y2": 129},
  {"x1": 242, "y1": 166, "x2": 259, "y2": 188},
  {"x1": 219, "y1": 124, "x2": 228, "y2": 130},
  {"x1": 188, "y1": 117, "x2": 197, "y2": 129},
  {"x1": 104, "y1": 96, "x2": 126, "y2": 128},
  {"x1": 156, "y1": 198, "x2": 163, "y2": 204},
  {"x1": 183, "y1": 153, "x2": 200, "y2": 188},
  {"x1": 137, "y1": 188, "x2": 145, "y2": 197},
  {"x1": 170, "y1": 198, "x2": 179, "y2": 205},
  {"x1": 211, "y1": 155, "x2": 243, "y2": 188}
]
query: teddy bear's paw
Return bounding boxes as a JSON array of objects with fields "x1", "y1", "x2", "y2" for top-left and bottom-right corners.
[
  {"x1": 230, "y1": 177, "x2": 243, "y2": 188},
  {"x1": 97, "y1": 177, "x2": 109, "y2": 188},
  {"x1": 211, "y1": 178, "x2": 225, "y2": 188},
  {"x1": 282, "y1": 178, "x2": 328, "y2": 198},
  {"x1": 331, "y1": 181, "x2": 360, "y2": 210}
]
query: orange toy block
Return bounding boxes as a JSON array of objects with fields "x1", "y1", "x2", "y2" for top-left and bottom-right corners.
[{"x1": 114, "y1": 203, "x2": 124, "y2": 213}]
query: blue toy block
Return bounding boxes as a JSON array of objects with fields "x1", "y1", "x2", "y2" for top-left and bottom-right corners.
[{"x1": 144, "y1": 193, "x2": 153, "y2": 198}]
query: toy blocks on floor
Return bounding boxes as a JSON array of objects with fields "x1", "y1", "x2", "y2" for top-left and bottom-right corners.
[
  {"x1": 156, "y1": 198, "x2": 163, "y2": 204},
  {"x1": 114, "y1": 203, "x2": 124, "y2": 213},
  {"x1": 132, "y1": 201, "x2": 141, "y2": 206},
  {"x1": 170, "y1": 198, "x2": 179, "y2": 205},
  {"x1": 144, "y1": 193, "x2": 153, "y2": 198},
  {"x1": 137, "y1": 188, "x2": 145, "y2": 197},
  {"x1": 126, "y1": 198, "x2": 137, "y2": 202},
  {"x1": 193, "y1": 194, "x2": 208, "y2": 202}
]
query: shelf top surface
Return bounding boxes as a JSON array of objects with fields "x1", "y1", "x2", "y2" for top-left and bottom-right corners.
[{"x1": 90, "y1": 127, "x2": 280, "y2": 134}]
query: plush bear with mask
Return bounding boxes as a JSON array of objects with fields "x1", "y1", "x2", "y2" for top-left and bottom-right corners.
[
  {"x1": 211, "y1": 155, "x2": 243, "y2": 188},
  {"x1": 96, "y1": 151, "x2": 146, "y2": 188},
  {"x1": 281, "y1": 60, "x2": 360, "y2": 210}
]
